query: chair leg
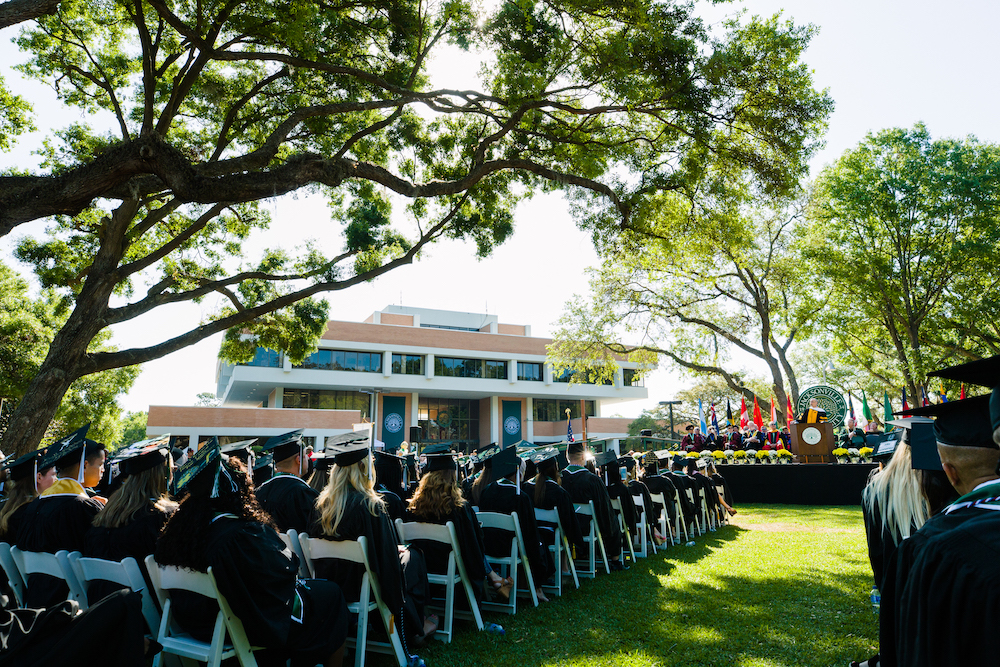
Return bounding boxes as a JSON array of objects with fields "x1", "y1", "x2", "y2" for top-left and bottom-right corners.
[{"x1": 355, "y1": 602, "x2": 369, "y2": 667}]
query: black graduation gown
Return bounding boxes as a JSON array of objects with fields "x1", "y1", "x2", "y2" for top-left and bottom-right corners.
[
  {"x1": 667, "y1": 472, "x2": 698, "y2": 522},
  {"x1": 377, "y1": 485, "x2": 407, "y2": 525},
  {"x1": 643, "y1": 474, "x2": 678, "y2": 521},
  {"x1": 894, "y1": 509, "x2": 1000, "y2": 667},
  {"x1": 154, "y1": 517, "x2": 347, "y2": 667},
  {"x1": 254, "y1": 474, "x2": 319, "y2": 534},
  {"x1": 477, "y1": 480, "x2": 554, "y2": 584},
  {"x1": 605, "y1": 477, "x2": 638, "y2": 539},
  {"x1": 559, "y1": 466, "x2": 622, "y2": 555},
  {"x1": 710, "y1": 472, "x2": 734, "y2": 508},
  {"x1": 628, "y1": 480, "x2": 656, "y2": 532},
  {"x1": 524, "y1": 477, "x2": 585, "y2": 550},
  {"x1": 83, "y1": 506, "x2": 170, "y2": 605},
  {"x1": 404, "y1": 502, "x2": 487, "y2": 605},
  {"x1": 15, "y1": 489, "x2": 103, "y2": 609},
  {"x1": 690, "y1": 473, "x2": 718, "y2": 511}
]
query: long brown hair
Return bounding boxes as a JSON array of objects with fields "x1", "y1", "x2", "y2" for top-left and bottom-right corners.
[
  {"x1": 534, "y1": 458, "x2": 561, "y2": 506},
  {"x1": 316, "y1": 460, "x2": 384, "y2": 537},
  {"x1": 93, "y1": 460, "x2": 176, "y2": 529},
  {"x1": 408, "y1": 469, "x2": 465, "y2": 519},
  {"x1": 469, "y1": 465, "x2": 494, "y2": 505},
  {"x1": 0, "y1": 479, "x2": 35, "y2": 539}
]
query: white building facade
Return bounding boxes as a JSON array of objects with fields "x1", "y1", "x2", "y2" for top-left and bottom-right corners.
[{"x1": 147, "y1": 306, "x2": 648, "y2": 450}]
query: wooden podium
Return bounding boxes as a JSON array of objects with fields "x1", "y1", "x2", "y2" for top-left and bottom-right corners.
[{"x1": 790, "y1": 422, "x2": 836, "y2": 463}]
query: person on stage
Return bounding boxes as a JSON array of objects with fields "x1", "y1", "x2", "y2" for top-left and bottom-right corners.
[
  {"x1": 840, "y1": 417, "x2": 868, "y2": 448},
  {"x1": 800, "y1": 398, "x2": 828, "y2": 424}
]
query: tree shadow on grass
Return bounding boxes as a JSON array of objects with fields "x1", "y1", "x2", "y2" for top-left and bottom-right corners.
[{"x1": 405, "y1": 521, "x2": 876, "y2": 667}]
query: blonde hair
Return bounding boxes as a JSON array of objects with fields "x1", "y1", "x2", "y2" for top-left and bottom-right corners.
[
  {"x1": 316, "y1": 460, "x2": 384, "y2": 538},
  {"x1": 93, "y1": 461, "x2": 176, "y2": 529},
  {"x1": 408, "y1": 469, "x2": 465, "y2": 519},
  {"x1": 862, "y1": 444, "x2": 928, "y2": 543},
  {"x1": 0, "y1": 479, "x2": 36, "y2": 538}
]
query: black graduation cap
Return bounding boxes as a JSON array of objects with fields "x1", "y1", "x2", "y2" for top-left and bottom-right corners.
[
  {"x1": 39, "y1": 424, "x2": 91, "y2": 470},
  {"x1": 3, "y1": 449, "x2": 45, "y2": 483},
  {"x1": 471, "y1": 444, "x2": 501, "y2": 465},
  {"x1": 221, "y1": 438, "x2": 258, "y2": 463},
  {"x1": 888, "y1": 417, "x2": 940, "y2": 471},
  {"x1": 619, "y1": 455, "x2": 636, "y2": 471},
  {"x1": 172, "y1": 437, "x2": 225, "y2": 496},
  {"x1": 421, "y1": 443, "x2": 458, "y2": 472},
  {"x1": 328, "y1": 440, "x2": 371, "y2": 467},
  {"x1": 903, "y1": 394, "x2": 997, "y2": 450},
  {"x1": 869, "y1": 431, "x2": 901, "y2": 462},
  {"x1": 566, "y1": 441, "x2": 586, "y2": 455},
  {"x1": 254, "y1": 452, "x2": 274, "y2": 471},
  {"x1": 260, "y1": 430, "x2": 303, "y2": 462},
  {"x1": 326, "y1": 430, "x2": 371, "y2": 448},
  {"x1": 929, "y1": 355, "x2": 1000, "y2": 434},
  {"x1": 112, "y1": 435, "x2": 172, "y2": 477},
  {"x1": 594, "y1": 450, "x2": 618, "y2": 468},
  {"x1": 486, "y1": 446, "x2": 519, "y2": 478},
  {"x1": 523, "y1": 446, "x2": 559, "y2": 465}
]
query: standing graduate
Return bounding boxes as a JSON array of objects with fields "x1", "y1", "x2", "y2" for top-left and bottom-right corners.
[
  {"x1": 15, "y1": 425, "x2": 106, "y2": 609},
  {"x1": 310, "y1": 439, "x2": 431, "y2": 664},
  {"x1": 523, "y1": 447, "x2": 584, "y2": 553},
  {"x1": 559, "y1": 442, "x2": 626, "y2": 571},
  {"x1": 154, "y1": 438, "x2": 349, "y2": 667},
  {"x1": 476, "y1": 447, "x2": 553, "y2": 602},
  {"x1": 254, "y1": 430, "x2": 318, "y2": 533}
]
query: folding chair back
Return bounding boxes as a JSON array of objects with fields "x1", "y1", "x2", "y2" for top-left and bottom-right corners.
[
  {"x1": 476, "y1": 511, "x2": 537, "y2": 614},
  {"x1": 609, "y1": 498, "x2": 636, "y2": 563},
  {"x1": 630, "y1": 494, "x2": 656, "y2": 557},
  {"x1": 715, "y1": 483, "x2": 729, "y2": 525},
  {"x1": 0, "y1": 542, "x2": 26, "y2": 607},
  {"x1": 648, "y1": 493, "x2": 676, "y2": 546},
  {"x1": 297, "y1": 534, "x2": 408, "y2": 667},
  {"x1": 394, "y1": 519, "x2": 484, "y2": 643},
  {"x1": 67, "y1": 553, "x2": 160, "y2": 636},
  {"x1": 277, "y1": 529, "x2": 310, "y2": 578},
  {"x1": 533, "y1": 508, "x2": 579, "y2": 595},
  {"x1": 10, "y1": 547, "x2": 87, "y2": 608},
  {"x1": 572, "y1": 502, "x2": 610, "y2": 578},
  {"x1": 684, "y1": 488, "x2": 703, "y2": 536},
  {"x1": 145, "y1": 555, "x2": 262, "y2": 667}
]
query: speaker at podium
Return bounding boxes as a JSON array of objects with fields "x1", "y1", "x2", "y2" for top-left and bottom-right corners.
[{"x1": 790, "y1": 422, "x2": 836, "y2": 463}]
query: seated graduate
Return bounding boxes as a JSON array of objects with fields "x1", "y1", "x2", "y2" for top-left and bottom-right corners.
[
  {"x1": 687, "y1": 459, "x2": 720, "y2": 520},
  {"x1": 220, "y1": 438, "x2": 259, "y2": 478},
  {"x1": 705, "y1": 462, "x2": 736, "y2": 516},
  {"x1": 640, "y1": 452, "x2": 679, "y2": 525},
  {"x1": 253, "y1": 453, "x2": 274, "y2": 487},
  {"x1": 404, "y1": 445, "x2": 504, "y2": 630},
  {"x1": 0, "y1": 448, "x2": 56, "y2": 543},
  {"x1": 310, "y1": 438, "x2": 432, "y2": 662},
  {"x1": 254, "y1": 430, "x2": 318, "y2": 534},
  {"x1": 154, "y1": 438, "x2": 348, "y2": 667},
  {"x1": 523, "y1": 446, "x2": 585, "y2": 555},
  {"x1": 667, "y1": 455, "x2": 699, "y2": 526},
  {"x1": 476, "y1": 446, "x2": 553, "y2": 602},
  {"x1": 465, "y1": 444, "x2": 498, "y2": 503},
  {"x1": 85, "y1": 436, "x2": 177, "y2": 603},
  {"x1": 307, "y1": 450, "x2": 335, "y2": 494},
  {"x1": 373, "y1": 450, "x2": 409, "y2": 522},
  {"x1": 595, "y1": 450, "x2": 639, "y2": 549},
  {"x1": 623, "y1": 455, "x2": 667, "y2": 545},
  {"x1": 559, "y1": 442, "x2": 626, "y2": 571},
  {"x1": 16, "y1": 425, "x2": 106, "y2": 609}
]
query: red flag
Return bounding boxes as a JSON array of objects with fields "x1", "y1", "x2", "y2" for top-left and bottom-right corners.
[
  {"x1": 786, "y1": 393, "x2": 795, "y2": 424},
  {"x1": 770, "y1": 396, "x2": 777, "y2": 424},
  {"x1": 960, "y1": 383, "x2": 966, "y2": 400},
  {"x1": 739, "y1": 397, "x2": 749, "y2": 428},
  {"x1": 902, "y1": 389, "x2": 910, "y2": 413},
  {"x1": 752, "y1": 396, "x2": 764, "y2": 430}
]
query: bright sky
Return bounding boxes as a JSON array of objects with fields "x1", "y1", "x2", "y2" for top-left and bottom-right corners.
[{"x1": 2, "y1": 0, "x2": 999, "y2": 416}]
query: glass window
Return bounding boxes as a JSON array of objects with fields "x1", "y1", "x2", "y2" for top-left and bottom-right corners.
[
  {"x1": 517, "y1": 362, "x2": 542, "y2": 382},
  {"x1": 292, "y1": 349, "x2": 381, "y2": 373},
  {"x1": 485, "y1": 360, "x2": 507, "y2": 379},
  {"x1": 532, "y1": 399, "x2": 595, "y2": 421},
  {"x1": 241, "y1": 347, "x2": 283, "y2": 368},
  {"x1": 435, "y1": 357, "x2": 484, "y2": 378},
  {"x1": 392, "y1": 354, "x2": 424, "y2": 375},
  {"x1": 417, "y1": 397, "x2": 479, "y2": 450},
  {"x1": 282, "y1": 389, "x2": 370, "y2": 419},
  {"x1": 623, "y1": 368, "x2": 643, "y2": 387}
]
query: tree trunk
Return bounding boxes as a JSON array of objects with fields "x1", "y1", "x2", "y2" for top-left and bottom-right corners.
[{"x1": 1, "y1": 356, "x2": 81, "y2": 456}]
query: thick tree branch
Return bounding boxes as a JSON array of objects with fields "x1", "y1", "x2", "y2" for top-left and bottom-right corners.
[{"x1": 0, "y1": 0, "x2": 59, "y2": 29}]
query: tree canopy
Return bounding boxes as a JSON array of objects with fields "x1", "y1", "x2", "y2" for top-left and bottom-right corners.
[{"x1": 0, "y1": 0, "x2": 832, "y2": 454}]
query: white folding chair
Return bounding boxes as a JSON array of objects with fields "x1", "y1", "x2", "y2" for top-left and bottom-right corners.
[
  {"x1": 278, "y1": 529, "x2": 310, "y2": 578},
  {"x1": 394, "y1": 519, "x2": 484, "y2": 643},
  {"x1": 630, "y1": 494, "x2": 657, "y2": 557},
  {"x1": 297, "y1": 534, "x2": 408, "y2": 667},
  {"x1": 715, "y1": 483, "x2": 730, "y2": 525},
  {"x1": 476, "y1": 511, "x2": 538, "y2": 614},
  {"x1": 0, "y1": 542, "x2": 26, "y2": 607},
  {"x1": 145, "y1": 555, "x2": 263, "y2": 667},
  {"x1": 684, "y1": 488, "x2": 703, "y2": 536},
  {"x1": 533, "y1": 508, "x2": 579, "y2": 596},
  {"x1": 10, "y1": 547, "x2": 87, "y2": 608},
  {"x1": 68, "y1": 553, "x2": 160, "y2": 636},
  {"x1": 572, "y1": 502, "x2": 610, "y2": 578},
  {"x1": 648, "y1": 493, "x2": 677, "y2": 546},
  {"x1": 609, "y1": 499, "x2": 637, "y2": 563}
]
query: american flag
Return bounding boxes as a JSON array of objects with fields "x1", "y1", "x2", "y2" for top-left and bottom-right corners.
[{"x1": 567, "y1": 417, "x2": 574, "y2": 442}]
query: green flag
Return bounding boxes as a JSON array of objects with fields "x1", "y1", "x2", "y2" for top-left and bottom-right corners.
[
  {"x1": 862, "y1": 390, "x2": 873, "y2": 421},
  {"x1": 883, "y1": 391, "x2": 893, "y2": 432}
]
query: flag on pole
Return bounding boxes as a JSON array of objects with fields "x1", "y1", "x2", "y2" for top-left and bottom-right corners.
[
  {"x1": 848, "y1": 392, "x2": 856, "y2": 420},
  {"x1": 752, "y1": 396, "x2": 764, "y2": 430},
  {"x1": 884, "y1": 391, "x2": 894, "y2": 432},
  {"x1": 726, "y1": 399, "x2": 734, "y2": 426},
  {"x1": 739, "y1": 397, "x2": 749, "y2": 429},
  {"x1": 770, "y1": 396, "x2": 777, "y2": 424},
  {"x1": 567, "y1": 414, "x2": 574, "y2": 442},
  {"x1": 902, "y1": 389, "x2": 910, "y2": 413},
  {"x1": 862, "y1": 390, "x2": 873, "y2": 421},
  {"x1": 921, "y1": 386, "x2": 930, "y2": 407},
  {"x1": 698, "y1": 399, "x2": 707, "y2": 435},
  {"x1": 710, "y1": 402, "x2": 719, "y2": 433},
  {"x1": 786, "y1": 393, "x2": 795, "y2": 425},
  {"x1": 960, "y1": 384, "x2": 966, "y2": 400},
  {"x1": 938, "y1": 383, "x2": 949, "y2": 403}
]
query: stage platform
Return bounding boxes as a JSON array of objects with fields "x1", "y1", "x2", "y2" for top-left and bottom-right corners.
[{"x1": 718, "y1": 463, "x2": 877, "y2": 505}]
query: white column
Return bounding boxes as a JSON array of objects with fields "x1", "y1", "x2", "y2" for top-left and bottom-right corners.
[
  {"x1": 490, "y1": 396, "x2": 500, "y2": 444},
  {"x1": 272, "y1": 388, "x2": 283, "y2": 408},
  {"x1": 410, "y1": 392, "x2": 420, "y2": 427},
  {"x1": 526, "y1": 397, "x2": 534, "y2": 442},
  {"x1": 426, "y1": 354, "x2": 434, "y2": 381},
  {"x1": 544, "y1": 363, "x2": 552, "y2": 385},
  {"x1": 615, "y1": 367, "x2": 624, "y2": 389},
  {"x1": 383, "y1": 350, "x2": 392, "y2": 378},
  {"x1": 508, "y1": 358, "x2": 517, "y2": 384}
]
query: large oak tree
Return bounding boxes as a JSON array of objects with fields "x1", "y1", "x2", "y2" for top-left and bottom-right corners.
[{"x1": 0, "y1": 0, "x2": 831, "y2": 455}]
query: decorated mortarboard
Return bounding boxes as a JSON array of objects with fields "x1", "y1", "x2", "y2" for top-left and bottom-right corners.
[
  {"x1": 654, "y1": 449, "x2": 672, "y2": 461},
  {"x1": 471, "y1": 443, "x2": 501, "y2": 465},
  {"x1": 641, "y1": 451, "x2": 658, "y2": 466},
  {"x1": 486, "y1": 446, "x2": 520, "y2": 478},
  {"x1": 524, "y1": 446, "x2": 559, "y2": 464},
  {"x1": 170, "y1": 436, "x2": 237, "y2": 498},
  {"x1": 420, "y1": 443, "x2": 458, "y2": 472},
  {"x1": 112, "y1": 435, "x2": 172, "y2": 477},
  {"x1": 39, "y1": 424, "x2": 91, "y2": 470},
  {"x1": 903, "y1": 394, "x2": 997, "y2": 450},
  {"x1": 594, "y1": 450, "x2": 618, "y2": 468},
  {"x1": 326, "y1": 430, "x2": 371, "y2": 448},
  {"x1": 869, "y1": 431, "x2": 901, "y2": 461},
  {"x1": 261, "y1": 430, "x2": 304, "y2": 462},
  {"x1": 253, "y1": 452, "x2": 273, "y2": 471},
  {"x1": 929, "y1": 355, "x2": 1000, "y2": 434},
  {"x1": 328, "y1": 439, "x2": 372, "y2": 467},
  {"x1": 619, "y1": 456, "x2": 636, "y2": 471},
  {"x1": 695, "y1": 458, "x2": 708, "y2": 469},
  {"x1": 221, "y1": 438, "x2": 258, "y2": 462},
  {"x1": 888, "y1": 417, "x2": 939, "y2": 471},
  {"x1": 3, "y1": 449, "x2": 45, "y2": 483}
]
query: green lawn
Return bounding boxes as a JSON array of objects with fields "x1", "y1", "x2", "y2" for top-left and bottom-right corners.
[{"x1": 406, "y1": 505, "x2": 877, "y2": 667}]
